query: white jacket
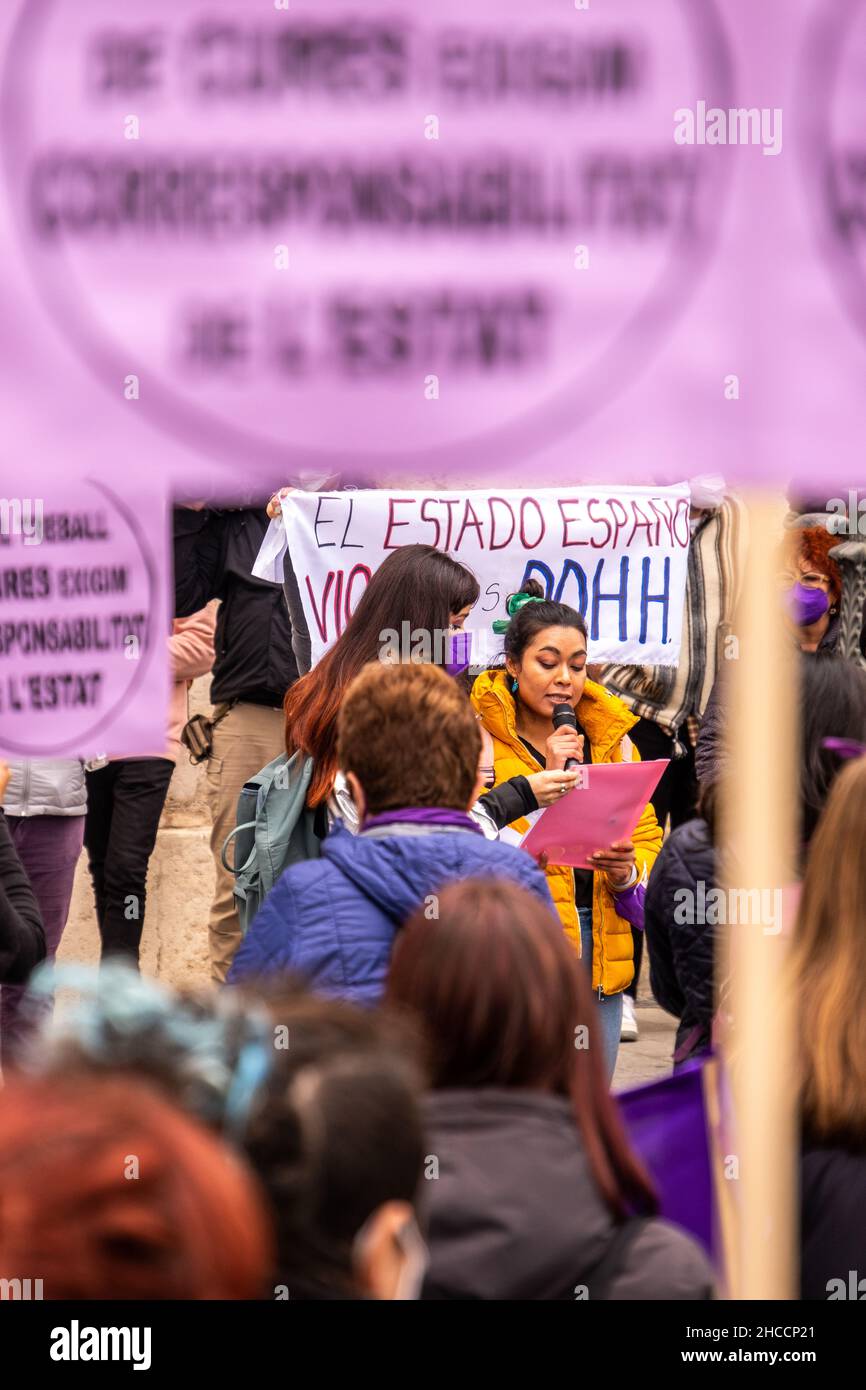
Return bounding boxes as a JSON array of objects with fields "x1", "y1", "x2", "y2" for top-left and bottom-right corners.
[{"x1": 3, "y1": 760, "x2": 86, "y2": 817}]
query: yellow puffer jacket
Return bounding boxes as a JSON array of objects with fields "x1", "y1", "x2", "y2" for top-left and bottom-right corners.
[{"x1": 471, "y1": 669, "x2": 663, "y2": 996}]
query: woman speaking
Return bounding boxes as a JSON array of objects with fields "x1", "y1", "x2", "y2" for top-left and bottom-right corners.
[{"x1": 472, "y1": 579, "x2": 662, "y2": 1081}]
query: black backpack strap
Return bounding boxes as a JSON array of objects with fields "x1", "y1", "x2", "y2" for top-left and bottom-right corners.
[{"x1": 582, "y1": 1217, "x2": 652, "y2": 1300}]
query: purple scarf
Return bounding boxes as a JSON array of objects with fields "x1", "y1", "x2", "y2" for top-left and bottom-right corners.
[{"x1": 361, "y1": 807, "x2": 482, "y2": 834}]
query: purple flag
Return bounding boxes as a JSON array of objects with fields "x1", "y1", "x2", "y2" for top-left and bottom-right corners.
[{"x1": 617, "y1": 1058, "x2": 716, "y2": 1261}]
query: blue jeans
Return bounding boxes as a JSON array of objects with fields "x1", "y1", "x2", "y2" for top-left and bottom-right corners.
[{"x1": 578, "y1": 907, "x2": 622, "y2": 1086}]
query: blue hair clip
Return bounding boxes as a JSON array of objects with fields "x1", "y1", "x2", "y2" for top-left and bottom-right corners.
[
  {"x1": 25, "y1": 959, "x2": 274, "y2": 1138},
  {"x1": 223, "y1": 1036, "x2": 273, "y2": 1139}
]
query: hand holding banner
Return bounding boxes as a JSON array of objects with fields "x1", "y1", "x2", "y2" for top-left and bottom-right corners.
[{"x1": 254, "y1": 484, "x2": 691, "y2": 667}]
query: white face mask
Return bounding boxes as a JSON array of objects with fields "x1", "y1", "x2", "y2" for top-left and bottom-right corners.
[
  {"x1": 392, "y1": 1215, "x2": 430, "y2": 1301},
  {"x1": 352, "y1": 1210, "x2": 429, "y2": 1301},
  {"x1": 688, "y1": 474, "x2": 727, "y2": 510}
]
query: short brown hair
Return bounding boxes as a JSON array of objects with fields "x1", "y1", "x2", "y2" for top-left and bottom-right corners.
[{"x1": 337, "y1": 661, "x2": 481, "y2": 814}]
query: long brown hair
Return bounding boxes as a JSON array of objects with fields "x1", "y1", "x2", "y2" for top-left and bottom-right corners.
[
  {"x1": 284, "y1": 544, "x2": 479, "y2": 806},
  {"x1": 789, "y1": 757, "x2": 866, "y2": 1147},
  {"x1": 384, "y1": 878, "x2": 657, "y2": 1219}
]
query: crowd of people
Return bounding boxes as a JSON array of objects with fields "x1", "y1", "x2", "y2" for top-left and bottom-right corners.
[{"x1": 0, "y1": 480, "x2": 865, "y2": 1300}]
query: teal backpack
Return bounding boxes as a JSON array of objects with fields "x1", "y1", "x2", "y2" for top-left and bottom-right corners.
[{"x1": 221, "y1": 751, "x2": 326, "y2": 935}]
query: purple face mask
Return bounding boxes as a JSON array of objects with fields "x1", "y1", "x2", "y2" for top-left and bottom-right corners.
[
  {"x1": 445, "y1": 629, "x2": 472, "y2": 677},
  {"x1": 784, "y1": 582, "x2": 829, "y2": 627}
]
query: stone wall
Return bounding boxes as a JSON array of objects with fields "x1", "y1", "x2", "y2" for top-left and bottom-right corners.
[{"x1": 57, "y1": 671, "x2": 215, "y2": 989}]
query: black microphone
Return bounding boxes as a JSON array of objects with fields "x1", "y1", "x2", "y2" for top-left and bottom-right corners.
[{"x1": 552, "y1": 703, "x2": 582, "y2": 772}]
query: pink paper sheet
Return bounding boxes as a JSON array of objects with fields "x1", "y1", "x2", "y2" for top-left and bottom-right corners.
[{"x1": 521, "y1": 760, "x2": 669, "y2": 869}]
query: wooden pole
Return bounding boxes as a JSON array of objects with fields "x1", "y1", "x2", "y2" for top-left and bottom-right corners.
[{"x1": 722, "y1": 492, "x2": 797, "y2": 1299}]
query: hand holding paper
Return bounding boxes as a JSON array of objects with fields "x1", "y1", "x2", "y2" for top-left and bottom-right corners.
[
  {"x1": 587, "y1": 839, "x2": 637, "y2": 885},
  {"x1": 520, "y1": 759, "x2": 669, "y2": 869}
]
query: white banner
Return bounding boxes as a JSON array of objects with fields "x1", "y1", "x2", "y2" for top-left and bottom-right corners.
[{"x1": 254, "y1": 484, "x2": 691, "y2": 667}]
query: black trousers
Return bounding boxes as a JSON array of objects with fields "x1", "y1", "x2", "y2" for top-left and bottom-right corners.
[
  {"x1": 84, "y1": 758, "x2": 175, "y2": 965},
  {"x1": 626, "y1": 719, "x2": 699, "y2": 1000}
]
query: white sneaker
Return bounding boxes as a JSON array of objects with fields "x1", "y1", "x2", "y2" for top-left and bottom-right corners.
[{"x1": 620, "y1": 995, "x2": 639, "y2": 1042}]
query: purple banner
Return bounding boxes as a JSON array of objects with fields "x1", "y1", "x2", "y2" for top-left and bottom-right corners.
[
  {"x1": 0, "y1": 479, "x2": 169, "y2": 758},
  {"x1": 0, "y1": 1, "x2": 865, "y2": 497}
]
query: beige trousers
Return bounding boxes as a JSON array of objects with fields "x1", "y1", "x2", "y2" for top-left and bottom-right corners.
[{"x1": 206, "y1": 701, "x2": 285, "y2": 984}]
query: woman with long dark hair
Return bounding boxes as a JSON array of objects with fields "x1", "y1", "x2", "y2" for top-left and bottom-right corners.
[
  {"x1": 281, "y1": 546, "x2": 584, "y2": 833},
  {"x1": 385, "y1": 878, "x2": 714, "y2": 1300},
  {"x1": 283, "y1": 544, "x2": 479, "y2": 819}
]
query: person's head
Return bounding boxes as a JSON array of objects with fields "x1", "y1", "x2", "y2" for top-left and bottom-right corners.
[
  {"x1": 23, "y1": 961, "x2": 275, "y2": 1139},
  {"x1": 337, "y1": 661, "x2": 482, "y2": 818},
  {"x1": 240, "y1": 989, "x2": 427, "y2": 1300},
  {"x1": 0, "y1": 1074, "x2": 272, "y2": 1300},
  {"x1": 780, "y1": 526, "x2": 842, "y2": 643},
  {"x1": 385, "y1": 879, "x2": 657, "y2": 1220},
  {"x1": 800, "y1": 655, "x2": 866, "y2": 846},
  {"x1": 284, "y1": 544, "x2": 479, "y2": 805},
  {"x1": 790, "y1": 757, "x2": 866, "y2": 1148},
  {"x1": 700, "y1": 657, "x2": 866, "y2": 852},
  {"x1": 501, "y1": 577, "x2": 589, "y2": 722}
]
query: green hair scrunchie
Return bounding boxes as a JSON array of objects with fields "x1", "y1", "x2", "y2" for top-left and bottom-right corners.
[{"x1": 491, "y1": 590, "x2": 546, "y2": 634}]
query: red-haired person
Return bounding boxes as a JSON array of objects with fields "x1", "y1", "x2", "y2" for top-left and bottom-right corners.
[
  {"x1": 385, "y1": 878, "x2": 714, "y2": 1300},
  {"x1": 282, "y1": 544, "x2": 480, "y2": 828},
  {"x1": 780, "y1": 525, "x2": 845, "y2": 655},
  {"x1": 0, "y1": 1074, "x2": 272, "y2": 1299}
]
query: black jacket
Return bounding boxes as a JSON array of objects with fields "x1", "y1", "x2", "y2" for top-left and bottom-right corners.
[
  {"x1": 421, "y1": 1089, "x2": 714, "y2": 1300},
  {"x1": 694, "y1": 677, "x2": 723, "y2": 788},
  {"x1": 644, "y1": 818, "x2": 716, "y2": 1064},
  {"x1": 0, "y1": 813, "x2": 46, "y2": 984},
  {"x1": 478, "y1": 774, "x2": 537, "y2": 829},
  {"x1": 801, "y1": 1143, "x2": 866, "y2": 1299},
  {"x1": 173, "y1": 507, "x2": 298, "y2": 707}
]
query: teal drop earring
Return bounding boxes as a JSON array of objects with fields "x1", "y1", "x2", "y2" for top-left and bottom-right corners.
[{"x1": 510, "y1": 678, "x2": 519, "y2": 695}]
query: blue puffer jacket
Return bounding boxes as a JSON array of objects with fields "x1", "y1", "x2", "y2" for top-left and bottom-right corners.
[{"x1": 228, "y1": 823, "x2": 554, "y2": 1005}]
